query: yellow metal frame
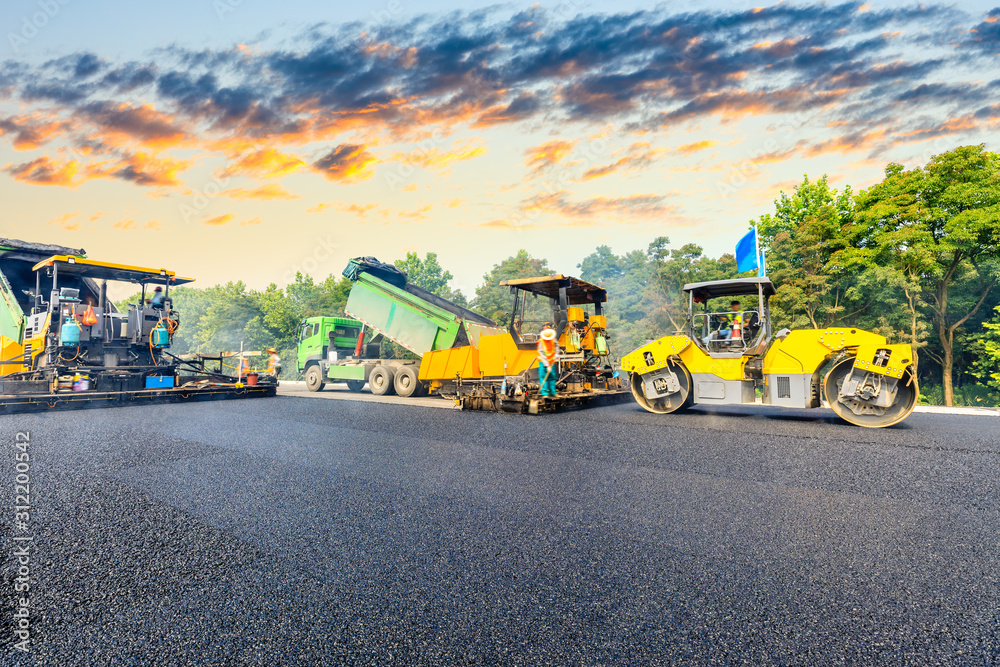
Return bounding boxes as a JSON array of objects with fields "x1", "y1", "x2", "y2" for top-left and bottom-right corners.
[
  {"x1": 621, "y1": 334, "x2": 746, "y2": 382},
  {"x1": 0, "y1": 311, "x2": 50, "y2": 375},
  {"x1": 418, "y1": 331, "x2": 538, "y2": 383},
  {"x1": 622, "y1": 328, "x2": 916, "y2": 387},
  {"x1": 0, "y1": 335, "x2": 24, "y2": 375},
  {"x1": 32, "y1": 255, "x2": 195, "y2": 285},
  {"x1": 851, "y1": 344, "x2": 913, "y2": 380}
]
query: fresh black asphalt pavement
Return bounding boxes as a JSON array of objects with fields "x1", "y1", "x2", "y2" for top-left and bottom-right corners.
[{"x1": 1, "y1": 395, "x2": 998, "y2": 665}]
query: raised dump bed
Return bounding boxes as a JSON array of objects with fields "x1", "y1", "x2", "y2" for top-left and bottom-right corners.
[{"x1": 344, "y1": 257, "x2": 501, "y2": 356}]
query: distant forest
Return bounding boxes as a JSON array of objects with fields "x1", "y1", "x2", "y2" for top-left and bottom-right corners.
[{"x1": 130, "y1": 145, "x2": 1000, "y2": 407}]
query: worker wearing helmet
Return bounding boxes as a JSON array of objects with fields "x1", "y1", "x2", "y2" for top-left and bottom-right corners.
[
  {"x1": 537, "y1": 326, "x2": 559, "y2": 397},
  {"x1": 266, "y1": 348, "x2": 281, "y2": 379}
]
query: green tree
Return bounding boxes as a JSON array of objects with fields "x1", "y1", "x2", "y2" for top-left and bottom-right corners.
[
  {"x1": 578, "y1": 239, "x2": 739, "y2": 357},
  {"x1": 286, "y1": 272, "x2": 352, "y2": 317},
  {"x1": 190, "y1": 282, "x2": 264, "y2": 353},
  {"x1": 578, "y1": 245, "x2": 659, "y2": 356},
  {"x1": 752, "y1": 175, "x2": 867, "y2": 332},
  {"x1": 578, "y1": 245, "x2": 625, "y2": 284},
  {"x1": 471, "y1": 250, "x2": 552, "y2": 325},
  {"x1": 394, "y1": 252, "x2": 467, "y2": 305},
  {"x1": 767, "y1": 204, "x2": 859, "y2": 330},
  {"x1": 247, "y1": 283, "x2": 301, "y2": 350},
  {"x1": 756, "y1": 174, "x2": 854, "y2": 247},
  {"x1": 972, "y1": 305, "x2": 1000, "y2": 390},
  {"x1": 853, "y1": 145, "x2": 1000, "y2": 405},
  {"x1": 844, "y1": 264, "x2": 929, "y2": 354},
  {"x1": 395, "y1": 251, "x2": 451, "y2": 293},
  {"x1": 649, "y1": 241, "x2": 735, "y2": 332}
]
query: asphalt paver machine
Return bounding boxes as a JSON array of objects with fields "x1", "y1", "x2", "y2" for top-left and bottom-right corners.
[
  {"x1": 0, "y1": 247, "x2": 276, "y2": 413},
  {"x1": 621, "y1": 277, "x2": 919, "y2": 428}
]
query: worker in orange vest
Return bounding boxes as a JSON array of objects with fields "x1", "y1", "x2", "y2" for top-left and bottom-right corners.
[
  {"x1": 724, "y1": 300, "x2": 743, "y2": 343},
  {"x1": 266, "y1": 348, "x2": 281, "y2": 379},
  {"x1": 537, "y1": 326, "x2": 559, "y2": 397}
]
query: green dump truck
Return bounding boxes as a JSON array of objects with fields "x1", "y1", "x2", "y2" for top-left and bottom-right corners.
[{"x1": 296, "y1": 257, "x2": 500, "y2": 397}]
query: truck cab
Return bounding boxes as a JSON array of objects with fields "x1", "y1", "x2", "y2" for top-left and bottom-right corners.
[{"x1": 296, "y1": 316, "x2": 365, "y2": 375}]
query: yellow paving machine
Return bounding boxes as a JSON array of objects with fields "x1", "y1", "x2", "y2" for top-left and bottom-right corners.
[
  {"x1": 0, "y1": 239, "x2": 276, "y2": 413},
  {"x1": 621, "y1": 277, "x2": 918, "y2": 428}
]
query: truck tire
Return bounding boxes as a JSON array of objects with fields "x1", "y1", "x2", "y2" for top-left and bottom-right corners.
[
  {"x1": 305, "y1": 365, "x2": 326, "y2": 392},
  {"x1": 346, "y1": 380, "x2": 366, "y2": 393},
  {"x1": 394, "y1": 366, "x2": 421, "y2": 397},
  {"x1": 369, "y1": 365, "x2": 396, "y2": 396}
]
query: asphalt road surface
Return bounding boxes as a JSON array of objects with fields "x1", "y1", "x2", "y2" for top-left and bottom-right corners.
[{"x1": 1, "y1": 396, "x2": 998, "y2": 665}]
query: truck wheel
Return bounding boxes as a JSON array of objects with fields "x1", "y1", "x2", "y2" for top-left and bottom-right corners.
[
  {"x1": 369, "y1": 365, "x2": 396, "y2": 396},
  {"x1": 346, "y1": 380, "x2": 366, "y2": 393},
  {"x1": 394, "y1": 366, "x2": 422, "y2": 397},
  {"x1": 305, "y1": 365, "x2": 326, "y2": 392}
]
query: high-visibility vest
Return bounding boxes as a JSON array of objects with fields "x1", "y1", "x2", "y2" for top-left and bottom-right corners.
[{"x1": 537, "y1": 338, "x2": 557, "y2": 366}]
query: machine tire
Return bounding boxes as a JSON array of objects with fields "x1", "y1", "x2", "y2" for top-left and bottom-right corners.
[
  {"x1": 369, "y1": 365, "x2": 396, "y2": 396},
  {"x1": 394, "y1": 366, "x2": 422, "y2": 397},
  {"x1": 305, "y1": 365, "x2": 326, "y2": 392},
  {"x1": 346, "y1": 380, "x2": 366, "y2": 393},
  {"x1": 629, "y1": 360, "x2": 693, "y2": 414},
  {"x1": 823, "y1": 357, "x2": 918, "y2": 428}
]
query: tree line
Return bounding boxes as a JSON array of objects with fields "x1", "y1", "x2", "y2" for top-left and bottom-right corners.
[{"x1": 146, "y1": 145, "x2": 1000, "y2": 406}]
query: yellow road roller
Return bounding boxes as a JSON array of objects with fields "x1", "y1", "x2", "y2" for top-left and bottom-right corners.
[{"x1": 620, "y1": 278, "x2": 918, "y2": 428}]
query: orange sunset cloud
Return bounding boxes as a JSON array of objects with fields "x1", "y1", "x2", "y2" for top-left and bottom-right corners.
[
  {"x1": 525, "y1": 140, "x2": 576, "y2": 172},
  {"x1": 312, "y1": 145, "x2": 377, "y2": 182},
  {"x1": 5, "y1": 156, "x2": 80, "y2": 186},
  {"x1": 675, "y1": 140, "x2": 718, "y2": 155},
  {"x1": 392, "y1": 142, "x2": 488, "y2": 169},
  {"x1": 222, "y1": 183, "x2": 300, "y2": 200},
  {"x1": 219, "y1": 148, "x2": 307, "y2": 180},
  {"x1": 204, "y1": 214, "x2": 235, "y2": 226}
]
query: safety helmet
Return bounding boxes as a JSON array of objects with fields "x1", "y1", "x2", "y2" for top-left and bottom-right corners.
[{"x1": 540, "y1": 327, "x2": 557, "y2": 341}]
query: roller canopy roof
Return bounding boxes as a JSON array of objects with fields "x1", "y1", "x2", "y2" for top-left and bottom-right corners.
[
  {"x1": 31, "y1": 256, "x2": 195, "y2": 286},
  {"x1": 500, "y1": 275, "x2": 608, "y2": 305},
  {"x1": 683, "y1": 277, "x2": 776, "y2": 299}
]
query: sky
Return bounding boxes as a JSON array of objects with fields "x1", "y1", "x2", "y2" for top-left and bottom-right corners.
[{"x1": 0, "y1": 0, "x2": 998, "y2": 296}]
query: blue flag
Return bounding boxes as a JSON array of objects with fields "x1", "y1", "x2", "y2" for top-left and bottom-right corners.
[{"x1": 735, "y1": 228, "x2": 758, "y2": 273}]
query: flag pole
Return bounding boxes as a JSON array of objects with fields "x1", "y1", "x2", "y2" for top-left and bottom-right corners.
[{"x1": 755, "y1": 225, "x2": 764, "y2": 324}]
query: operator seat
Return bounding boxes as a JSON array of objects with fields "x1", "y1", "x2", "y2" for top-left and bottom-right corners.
[{"x1": 742, "y1": 312, "x2": 761, "y2": 343}]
